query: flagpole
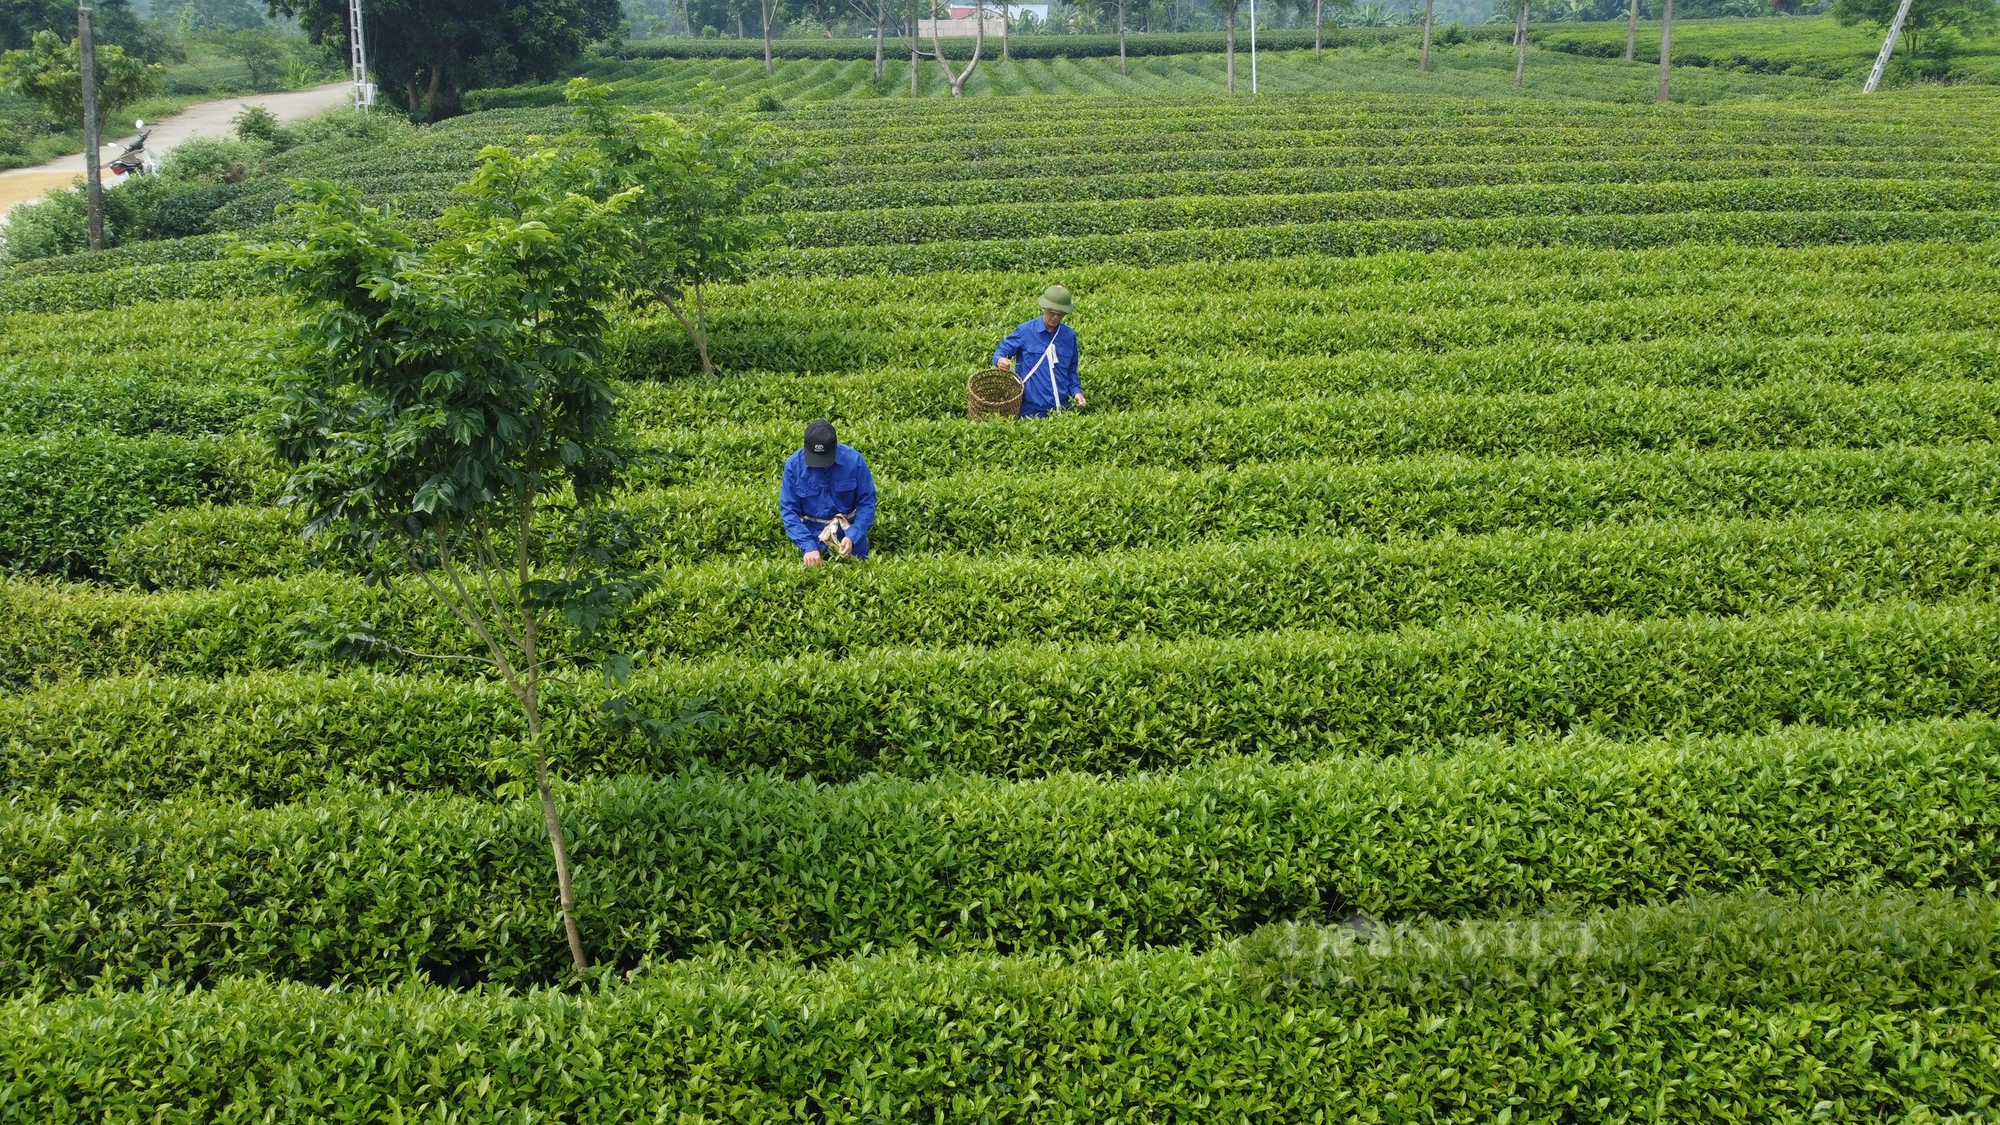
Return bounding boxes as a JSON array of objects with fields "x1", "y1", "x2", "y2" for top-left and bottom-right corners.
[{"x1": 1249, "y1": 0, "x2": 1258, "y2": 93}]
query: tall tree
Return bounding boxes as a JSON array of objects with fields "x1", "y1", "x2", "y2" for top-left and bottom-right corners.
[
  {"x1": 847, "y1": 0, "x2": 892, "y2": 77},
  {"x1": 1298, "y1": 0, "x2": 1345, "y2": 57},
  {"x1": 1624, "y1": 0, "x2": 1639, "y2": 58},
  {"x1": 1117, "y1": 0, "x2": 1128, "y2": 71},
  {"x1": 266, "y1": 0, "x2": 622, "y2": 120},
  {"x1": 759, "y1": 0, "x2": 777, "y2": 73},
  {"x1": 1093, "y1": 0, "x2": 1128, "y2": 71},
  {"x1": 1419, "y1": 0, "x2": 1434, "y2": 68},
  {"x1": 250, "y1": 160, "x2": 644, "y2": 978},
  {"x1": 926, "y1": 0, "x2": 983, "y2": 96},
  {"x1": 1512, "y1": 0, "x2": 1529, "y2": 85},
  {"x1": 1655, "y1": 0, "x2": 1671, "y2": 99},
  {"x1": 1212, "y1": 0, "x2": 1240, "y2": 91}
]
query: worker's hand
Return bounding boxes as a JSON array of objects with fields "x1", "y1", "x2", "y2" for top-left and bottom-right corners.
[
  {"x1": 1071, "y1": 394, "x2": 1088, "y2": 409},
  {"x1": 997, "y1": 357, "x2": 1015, "y2": 372},
  {"x1": 838, "y1": 537, "x2": 855, "y2": 559},
  {"x1": 802, "y1": 550, "x2": 823, "y2": 567}
]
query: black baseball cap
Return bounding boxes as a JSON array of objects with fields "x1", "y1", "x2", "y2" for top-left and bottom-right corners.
[{"x1": 803, "y1": 418, "x2": 837, "y2": 468}]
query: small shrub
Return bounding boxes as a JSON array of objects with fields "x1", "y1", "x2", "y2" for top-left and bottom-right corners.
[
  {"x1": 0, "y1": 186, "x2": 97, "y2": 262},
  {"x1": 232, "y1": 104, "x2": 280, "y2": 144},
  {"x1": 157, "y1": 137, "x2": 268, "y2": 185}
]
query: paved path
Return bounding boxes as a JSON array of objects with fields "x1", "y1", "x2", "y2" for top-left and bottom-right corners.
[{"x1": 0, "y1": 83, "x2": 355, "y2": 217}]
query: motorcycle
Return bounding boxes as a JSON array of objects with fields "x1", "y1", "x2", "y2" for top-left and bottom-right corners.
[{"x1": 106, "y1": 122, "x2": 153, "y2": 177}]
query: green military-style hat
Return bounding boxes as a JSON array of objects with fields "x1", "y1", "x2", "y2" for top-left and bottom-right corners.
[{"x1": 1038, "y1": 284, "x2": 1074, "y2": 314}]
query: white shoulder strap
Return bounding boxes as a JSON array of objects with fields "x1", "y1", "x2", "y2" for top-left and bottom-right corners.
[{"x1": 1021, "y1": 334, "x2": 1064, "y2": 412}]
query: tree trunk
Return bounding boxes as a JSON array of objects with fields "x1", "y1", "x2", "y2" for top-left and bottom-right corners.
[
  {"x1": 1513, "y1": 0, "x2": 1528, "y2": 87},
  {"x1": 657, "y1": 288, "x2": 715, "y2": 376},
  {"x1": 529, "y1": 712, "x2": 590, "y2": 975},
  {"x1": 422, "y1": 60, "x2": 444, "y2": 119},
  {"x1": 512, "y1": 494, "x2": 588, "y2": 978},
  {"x1": 1118, "y1": 0, "x2": 1127, "y2": 73},
  {"x1": 875, "y1": 0, "x2": 886, "y2": 77},
  {"x1": 931, "y1": 0, "x2": 985, "y2": 96},
  {"x1": 1420, "y1": 0, "x2": 1434, "y2": 70},
  {"x1": 1313, "y1": 0, "x2": 1322, "y2": 57},
  {"x1": 693, "y1": 284, "x2": 712, "y2": 374},
  {"x1": 1656, "y1": 0, "x2": 1672, "y2": 101},
  {"x1": 967, "y1": 6, "x2": 984, "y2": 94},
  {"x1": 762, "y1": 0, "x2": 775, "y2": 73},
  {"x1": 1001, "y1": 0, "x2": 1009, "y2": 58},
  {"x1": 1625, "y1": 0, "x2": 1639, "y2": 60},
  {"x1": 736, "y1": 11, "x2": 746, "y2": 36},
  {"x1": 911, "y1": 0, "x2": 922, "y2": 94},
  {"x1": 1226, "y1": 5, "x2": 1236, "y2": 92}
]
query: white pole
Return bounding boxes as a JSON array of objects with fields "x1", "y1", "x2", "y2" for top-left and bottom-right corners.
[
  {"x1": 349, "y1": 0, "x2": 368, "y2": 110},
  {"x1": 1249, "y1": 0, "x2": 1257, "y2": 93},
  {"x1": 1863, "y1": 0, "x2": 1915, "y2": 93}
]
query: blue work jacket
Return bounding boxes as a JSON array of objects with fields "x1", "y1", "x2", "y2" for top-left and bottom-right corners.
[
  {"x1": 993, "y1": 318, "x2": 1081, "y2": 418},
  {"x1": 779, "y1": 443, "x2": 877, "y2": 553}
]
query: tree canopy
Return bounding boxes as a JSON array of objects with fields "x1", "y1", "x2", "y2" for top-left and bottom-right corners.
[
  {"x1": 174, "y1": 0, "x2": 270, "y2": 32},
  {"x1": 0, "y1": 28, "x2": 158, "y2": 123},
  {"x1": 0, "y1": 0, "x2": 141, "y2": 53},
  {"x1": 564, "y1": 78, "x2": 789, "y2": 375},
  {"x1": 1833, "y1": 0, "x2": 1998, "y2": 62},
  {"x1": 265, "y1": 0, "x2": 622, "y2": 120}
]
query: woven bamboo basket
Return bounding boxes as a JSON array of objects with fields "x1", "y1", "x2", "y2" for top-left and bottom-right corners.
[{"x1": 967, "y1": 366, "x2": 1024, "y2": 419}]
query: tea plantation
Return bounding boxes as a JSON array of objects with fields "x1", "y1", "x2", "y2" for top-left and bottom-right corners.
[{"x1": 3, "y1": 27, "x2": 2000, "y2": 1119}]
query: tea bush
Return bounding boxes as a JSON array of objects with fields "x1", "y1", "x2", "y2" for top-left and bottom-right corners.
[
  {"x1": 4, "y1": 76, "x2": 2000, "y2": 1102},
  {"x1": 1, "y1": 720, "x2": 1994, "y2": 988}
]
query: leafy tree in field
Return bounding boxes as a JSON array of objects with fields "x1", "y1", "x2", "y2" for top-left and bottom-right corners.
[
  {"x1": 264, "y1": 0, "x2": 622, "y2": 120},
  {"x1": 248, "y1": 158, "x2": 649, "y2": 977},
  {"x1": 0, "y1": 29, "x2": 158, "y2": 122},
  {"x1": 219, "y1": 26, "x2": 285, "y2": 89},
  {"x1": 565, "y1": 78, "x2": 789, "y2": 376},
  {"x1": 1832, "y1": 0, "x2": 1997, "y2": 66}
]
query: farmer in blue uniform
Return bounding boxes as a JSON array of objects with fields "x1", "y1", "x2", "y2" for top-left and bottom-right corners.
[
  {"x1": 993, "y1": 285, "x2": 1087, "y2": 418},
  {"x1": 780, "y1": 418, "x2": 877, "y2": 566}
]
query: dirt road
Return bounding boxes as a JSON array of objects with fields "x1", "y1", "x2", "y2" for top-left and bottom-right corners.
[{"x1": 0, "y1": 83, "x2": 354, "y2": 217}]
